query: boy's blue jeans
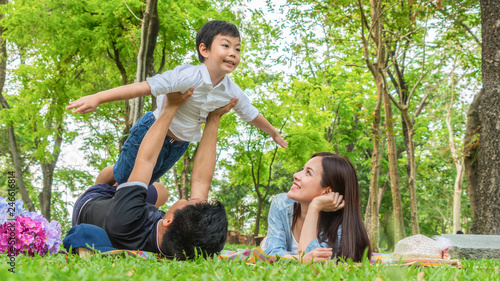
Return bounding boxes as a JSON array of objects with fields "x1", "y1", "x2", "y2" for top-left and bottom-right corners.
[{"x1": 113, "y1": 111, "x2": 189, "y2": 185}]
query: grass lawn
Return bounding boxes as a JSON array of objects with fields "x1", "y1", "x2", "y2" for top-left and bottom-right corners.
[{"x1": 1, "y1": 244, "x2": 499, "y2": 280}]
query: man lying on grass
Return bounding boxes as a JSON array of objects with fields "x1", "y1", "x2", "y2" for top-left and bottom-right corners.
[{"x1": 71, "y1": 88, "x2": 237, "y2": 260}]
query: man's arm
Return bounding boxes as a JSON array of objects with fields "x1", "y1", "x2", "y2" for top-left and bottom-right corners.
[
  {"x1": 127, "y1": 88, "x2": 194, "y2": 184},
  {"x1": 190, "y1": 98, "x2": 238, "y2": 201},
  {"x1": 248, "y1": 114, "x2": 288, "y2": 148},
  {"x1": 66, "y1": 81, "x2": 152, "y2": 114}
]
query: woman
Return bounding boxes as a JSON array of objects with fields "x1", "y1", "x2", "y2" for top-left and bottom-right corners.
[{"x1": 261, "y1": 152, "x2": 371, "y2": 262}]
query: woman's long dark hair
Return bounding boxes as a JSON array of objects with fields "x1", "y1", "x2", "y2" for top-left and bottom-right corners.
[{"x1": 292, "y1": 152, "x2": 371, "y2": 262}]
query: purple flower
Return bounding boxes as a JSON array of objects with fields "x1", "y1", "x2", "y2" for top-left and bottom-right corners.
[
  {"x1": 13, "y1": 199, "x2": 25, "y2": 217},
  {"x1": 21, "y1": 211, "x2": 45, "y2": 222},
  {"x1": 45, "y1": 221, "x2": 62, "y2": 254},
  {"x1": 0, "y1": 198, "x2": 62, "y2": 257},
  {"x1": 0, "y1": 197, "x2": 7, "y2": 225}
]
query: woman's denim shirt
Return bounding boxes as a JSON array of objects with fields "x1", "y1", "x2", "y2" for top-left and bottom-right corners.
[{"x1": 261, "y1": 193, "x2": 341, "y2": 257}]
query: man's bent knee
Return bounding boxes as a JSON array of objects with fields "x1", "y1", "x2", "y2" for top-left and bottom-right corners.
[{"x1": 153, "y1": 182, "x2": 169, "y2": 208}]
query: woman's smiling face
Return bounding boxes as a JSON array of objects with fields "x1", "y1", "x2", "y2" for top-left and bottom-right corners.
[{"x1": 287, "y1": 156, "x2": 329, "y2": 203}]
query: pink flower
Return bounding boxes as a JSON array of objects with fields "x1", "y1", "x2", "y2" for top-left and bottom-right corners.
[
  {"x1": 0, "y1": 197, "x2": 62, "y2": 257},
  {"x1": 0, "y1": 224, "x2": 10, "y2": 252}
]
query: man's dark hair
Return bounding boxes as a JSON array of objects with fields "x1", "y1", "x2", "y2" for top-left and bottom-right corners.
[
  {"x1": 196, "y1": 20, "x2": 240, "y2": 63},
  {"x1": 160, "y1": 201, "x2": 228, "y2": 260}
]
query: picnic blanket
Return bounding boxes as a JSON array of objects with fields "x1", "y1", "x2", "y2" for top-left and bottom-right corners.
[
  {"x1": 219, "y1": 248, "x2": 391, "y2": 264},
  {"x1": 71, "y1": 247, "x2": 459, "y2": 268},
  {"x1": 63, "y1": 225, "x2": 461, "y2": 267},
  {"x1": 217, "y1": 248, "x2": 462, "y2": 268}
]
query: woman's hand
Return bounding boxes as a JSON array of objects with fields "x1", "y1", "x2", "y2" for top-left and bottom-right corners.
[
  {"x1": 300, "y1": 247, "x2": 333, "y2": 263},
  {"x1": 311, "y1": 192, "x2": 345, "y2": 213},
  {"x1": 298, "y1": 192, "x2": 344, "y2": 253}
]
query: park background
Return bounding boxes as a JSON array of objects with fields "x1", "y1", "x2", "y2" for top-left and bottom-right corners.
[{"x1": 0, "y1": 0, "x2": 498, "y2": 254}]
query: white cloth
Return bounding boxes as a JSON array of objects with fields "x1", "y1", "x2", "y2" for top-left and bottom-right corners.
[
  {"x1": 291, "y1": 233, "x2": 299, "y2": 255},
  {"x1": 116, "y1": 181, "x2": 147, "y2": 190},
  {"x1": 147, "y1": 64, "x2": 259, "y2": 142}
]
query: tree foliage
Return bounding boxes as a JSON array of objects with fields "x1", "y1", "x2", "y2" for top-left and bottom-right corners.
[{"x1": 0, "y1": 0, "x2": 485, "y2": 244}]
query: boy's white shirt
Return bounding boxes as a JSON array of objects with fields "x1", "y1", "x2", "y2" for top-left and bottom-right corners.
[{"x1": 148, "y1": 63, "x2": 259, "y2": 142}]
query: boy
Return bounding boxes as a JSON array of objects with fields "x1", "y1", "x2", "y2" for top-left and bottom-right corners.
[
  {"x1": 72, "y1": 90, "x2": 234, "y2": 259},
  {"x1": 67, "y1": 20, "x2": 287, "y2": 186}
]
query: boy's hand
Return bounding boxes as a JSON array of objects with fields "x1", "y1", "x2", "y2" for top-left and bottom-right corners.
[
  {"x1": 66, "y1": 94, "x2": 100, "y2": 114},
  {"x1": 272, "y1": 133, "x2": 288, "y2": 148},
  {"x1": 208, "y1": 98, "x2": 238, "y2": 118},
  {"x1": 163, "y1": 87, "x2": 194, "y2": 109}
]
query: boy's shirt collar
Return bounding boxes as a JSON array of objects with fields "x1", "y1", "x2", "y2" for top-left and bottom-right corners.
[{"x1": 200, "y1": 63, "x2": 228, "y2": 90}]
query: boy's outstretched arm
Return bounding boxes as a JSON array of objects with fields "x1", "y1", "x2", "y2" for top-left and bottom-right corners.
[
  {"x1": 190, "y1": 98, "x2": 238, "y2": 201},
  {"x1": 127, "y1": 88, "x2": 194, "y2": 185},
  {"x1": 66, "y1": 81, "x2": 152, "y2": 114},
  {"x1": 248, "y1": 114, "x2": 288, "y2": 148}
]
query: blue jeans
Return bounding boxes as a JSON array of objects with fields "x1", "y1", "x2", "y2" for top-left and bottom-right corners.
[{"x1": 113, "y1": 111, "x2": 189, "y2": 185}]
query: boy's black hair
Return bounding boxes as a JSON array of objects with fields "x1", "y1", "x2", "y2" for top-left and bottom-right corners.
[
  {"x1": 160, "y1": 201, "x2": 228, "y2": 260},
  {"x1": 196, "y1": 20, "x2": 240, "y2": 63}
]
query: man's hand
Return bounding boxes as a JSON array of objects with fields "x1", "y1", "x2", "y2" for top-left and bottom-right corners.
[
  {"x1": 207, "y1": 98, "x2": 238, "y2": 118},
  {"x1": 311, "y1": 192, "x2": 345, "y2": 213},
  {"x1": 190, "y1": 98, "x2": 238, "y2": 201},
  {"x1": 163, "y1": 87, "x2": 194, "y2": 110},
  {"x1": 128, "y1": 88, "x2": 193, "y2": 185},
  {"x1": 66, "y1": 94, "x2": 100, "y2": 114}
]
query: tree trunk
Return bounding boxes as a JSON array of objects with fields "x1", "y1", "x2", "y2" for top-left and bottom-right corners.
[
  {"x1": 129, "y1": 0, "x2": 159, "y2": 127},
  {"x1": 180, "y1": 153, "x2": 192, "y2": 199},
  {"x1": 381, "y1": 209, "x2": 394, "y2": 250},
  {"x1": 173, "y1": 153, "x2": 192, "y2": 200},
  {"x1": 39, "y1": 163, "x2": 55, "y2": 221},
  {"x1": 0, "y1": 0, "x2": 35, "y2": 211},
  {"x1": 358, "y1": 0, "x2": 405, "y2": 245},
  {"x1": 253, "y1": 147, "x2": 279, "y2": 237},
  {"x1": 388, "y1": 66, "x2": 421, "y2": 236},
  {"x1": 377, "y1": 181, "x2": 388, "y2": 213},
  {"x1": 367, "y1": 79, "x2": 383, "y2": 252},
  {"x1": 446, "y1": 89, "x2": 465, "y2": 234},
  {"x1": 119, "y1": 101, "x2": 132, "y2": 152},
  {"x1": 400, "y1": 110, "x2": 420, "y2": 235},
  {"x1": 346, "y1": 113, "x2": 359, "y2": 153},
  {"x1": 452, "y1": 161, "x2": 464, "y2": 233},
  {"x1": 465, "y1": 0, "x2": 500, "y2": 234},
  {"x1": 254, "y1": 197, "x2": 263, "y2": 237},
  {"x1": 109, "y1": 41, "x2": 131, "y2": 151},
  {"x1": 38, "y1": 120, "x2": 63, "y2": 221},
  {"x1": 365, "y1": 176, "x2": 389, "y2": 228},
  {"x1": 383, "y1": 90, "x2": 406, "y2": 243},
  {"x1": 463, "y1": 89, "x2": 481, "y2": 229},
  {"x1": 0, "y1": 97, "x2": 36, "y2": 212}
]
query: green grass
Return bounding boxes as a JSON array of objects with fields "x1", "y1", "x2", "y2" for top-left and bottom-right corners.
[{"x1": 1, "y1": 245, "x2": 499, "y2": 280}]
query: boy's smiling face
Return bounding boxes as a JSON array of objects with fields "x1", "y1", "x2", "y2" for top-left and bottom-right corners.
[{"x1": 200, "y1": 34, "x2": 241, "y2": 79}]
